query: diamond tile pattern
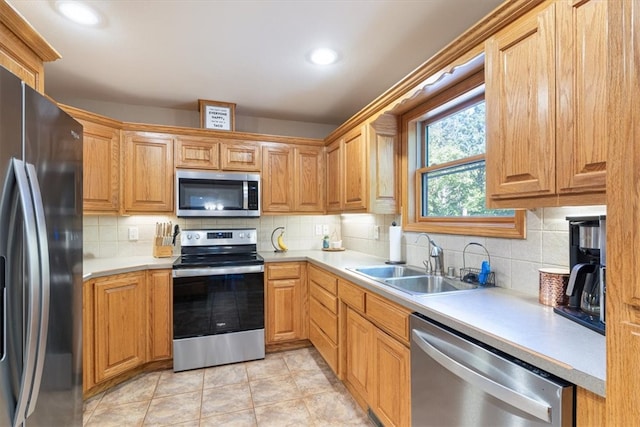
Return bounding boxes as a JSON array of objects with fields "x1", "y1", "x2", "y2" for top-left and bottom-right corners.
[{"x1": 83, "y1": 347, "x2": 372, "y2": 426}]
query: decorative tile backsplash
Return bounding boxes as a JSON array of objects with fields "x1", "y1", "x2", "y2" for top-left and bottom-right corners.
[
  {"x1": 341, "y1": 206, "x2": 606, "y2": 297},
  {"x1": 84, "y1": 206, "x2": 605, "y2": 298},
  {"x1": 83, "y1": 214, "x2": 341, "y2": 259}
]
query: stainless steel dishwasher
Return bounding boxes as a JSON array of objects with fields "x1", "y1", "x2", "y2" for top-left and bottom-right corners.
[{"x1": 410, "y1": 313, "x2": 574, "y2": 426}]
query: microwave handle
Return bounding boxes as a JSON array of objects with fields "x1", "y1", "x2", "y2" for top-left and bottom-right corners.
[{"x1": 243, "y1": 181, "x2": 248, "y2": 210}]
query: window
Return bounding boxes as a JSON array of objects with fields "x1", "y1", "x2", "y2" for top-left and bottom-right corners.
[{"x1": 402, "y1": 70, "x2": 525, "y2": 238}]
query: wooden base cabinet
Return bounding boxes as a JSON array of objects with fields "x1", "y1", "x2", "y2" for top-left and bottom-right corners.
[
  {"x1": 372, "y1": 328, "x2": 410, "y2": 427},
  {"x1": 83, "y1": 269, "x2": 173, "y2": 394},
  {"x1": 308, "y1": 265, "x2": 339, "y2": 373},
  {"x1": 147, "y1": 269, "x2": 173, "y2": 361},
  {"x1": 265, "y1": 262, "x2": 308, "y2": 344},
  {"x1": 343, "y1": 306, "x2": 410, "y2": 427},
  {"x1": 339, "y1": 277, "x2": 411, "y2": 427},
  {"x1": 93, "y1": 272, "x2": 147, "y2": 383}
]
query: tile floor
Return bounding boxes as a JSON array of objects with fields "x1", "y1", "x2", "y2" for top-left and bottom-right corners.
[{"x1": 83, "y1": 347, "x2": 372, "y2": 426}]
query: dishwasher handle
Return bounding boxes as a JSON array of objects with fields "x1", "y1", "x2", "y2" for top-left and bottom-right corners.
[{"x1": 412, "y1": 329, "x2": 552, "y2": 423}]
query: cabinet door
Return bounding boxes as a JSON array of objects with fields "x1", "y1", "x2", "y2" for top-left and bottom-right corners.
[
  {"x1": 485, "y1": 3, "x2": 556, "y2": 201},
  {"x1": 220, "y1": 141, "x2": 261, "y2": 171},
  {"x1": 372, "y1": 329, "x2": 411, "y2": 427},
  {"x1": 81, "y1": 119, "x2": 120, "y2": 212},
  {"x1": 556, "y1": 0, "x2": 608, "y2": 194},
  {"x1": 368, "y1": 114, "x2": 398, "y2": 214},
  {"x1": 123, "y1": 132, "x2": 174, "y2": 213},
  {"x1": 266, "y1": 278, "x2": 303, "y2": 343},
  {"x1": 175, "y1": 136, "x2": 219, "y2": 170},
  {"x1": 326, "y1": 139, "x2": 342, "y2": 212},
  {"x1": 262, "y1": 145, "x2": 294, "y2": 212},
  {"x1": 345, "y1": 308, "x2": 374, "y2": 401},
  {"x1": 343, "y1": 126, "x2": 368, "y2": 211},
  {"x1": 294, "y1": 146, "x2": 324, "y2": 212},
  {"x1": 94, "y1": 272, "x2": 147, "y2": 382},
  {"x1": 147, "y1": 269, "x2": 173, "y2": 361}
]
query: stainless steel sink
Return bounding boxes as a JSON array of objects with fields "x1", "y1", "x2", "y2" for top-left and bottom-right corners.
[
  {"x1": 351, "y1": 265, "x2": 427, "y2": 279},
  {"x1": 384, "y1": 276, "x2": 477, "y2": 295},
  {"x1": 348, "y1": 265, "x2": 478, "y2": 295}
]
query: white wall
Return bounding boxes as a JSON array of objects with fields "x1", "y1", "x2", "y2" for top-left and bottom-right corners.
[
  {"x1": 58, "y1": 97, "x2": 338, "y2": 139},
  {"x1": 83, "y1": 214, "x2": 341, "y2": 259},
  {"x1": 341, "y1": 206, "x2": 606, "y2": 297}
]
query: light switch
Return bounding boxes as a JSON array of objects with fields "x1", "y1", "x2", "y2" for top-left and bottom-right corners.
[
  {"x1": 128, "y1": 227, "x2": 139, "y2": 241},
  {"x1": 322, "y1": 224, "x2": 329, "y2": 235},
  {"x1": 373, "y1": 225, "x2": 380, "y2": 240},
  {"x1": 315, "y1": 224, "x2": 323, "y2": 236}
]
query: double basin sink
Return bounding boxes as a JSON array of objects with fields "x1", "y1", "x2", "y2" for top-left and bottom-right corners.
[{"x1": 348, "y1": 265, "x2": 478, "y2": 296}]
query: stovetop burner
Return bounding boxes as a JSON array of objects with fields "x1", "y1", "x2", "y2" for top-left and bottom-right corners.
[{"x1": 173, "y1": 227, "x2": 264, "y2": 270}]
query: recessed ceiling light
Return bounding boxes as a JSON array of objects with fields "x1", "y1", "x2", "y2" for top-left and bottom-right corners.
[
  {"x1": 56, "y1": 1, "x2": 100, "y2": 26},
  {"x1": 309, "y1": 48, "x2": 339, "y2": 66}
]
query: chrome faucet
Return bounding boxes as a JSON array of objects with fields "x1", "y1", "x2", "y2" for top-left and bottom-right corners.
[{"x1": 415, "y1": 233, "x2": 445, "y2": 276}]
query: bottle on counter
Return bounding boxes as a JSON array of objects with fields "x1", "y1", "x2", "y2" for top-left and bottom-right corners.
[{"x1": 323, "y1": 235, "x2": 330, "y2": 249}]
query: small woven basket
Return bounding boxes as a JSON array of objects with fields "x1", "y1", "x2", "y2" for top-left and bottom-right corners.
[{"x1": 538, "y1": 268, "x2": 570, "y2": 307}]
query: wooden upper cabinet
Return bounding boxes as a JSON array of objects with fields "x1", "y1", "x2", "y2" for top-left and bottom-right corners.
[
  {"x1": 486, "y1": 0, "x2": 607, "y2": 208},
  {"x1": 485, "y1": 2, "x2": 556, "y2": 202},
  {"x1": 220, "y1": 141, "x2": 261, "y2": 171},
  {"x1": 343, "y1": 125, "x2": 368, "y2": 211},
  {"x1": 368, "y1": 114, "x2": 399, "y2": 214},
  {"x1": 556, "y1": 0, "x2": 608, "y2": 194},
  {"x1": 0, "y1": 3, "x2": 60, "y2": 93},
  {"x1": 175, "y1": 136, "x2": 219, "y2": 170},
  {"x1": 123, "y1": 131, "x2": 174, "y2": 213},
  {"x1": 325, "y1": 117, "x2": 397, "y2": 214},
  {"x1": 262, "y1": 144, "x2": 324, "y2": 214},
  {"x1": 326, "y1": 139, "x2": 343, "y2": 212},
  {"x1": 80, "y1": 118, "x2": 120, "y2": 213},
  {"x1": 294, "y1": 146, "x2": 324, "y2": 212},
  {"x1": 262, "y1": 145, "x2": 294, "y2": 212}
]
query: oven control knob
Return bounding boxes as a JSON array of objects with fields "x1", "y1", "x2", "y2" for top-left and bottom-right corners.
[
  {"x1": 186, "y1": 234, "x2": 192, "y2": 240},
  {"x1": 239, "y1": 232, "x2": 245, "y2": 239},
  {"x1": 195, "y1": 233, "x2": 201, "y2": 239}
]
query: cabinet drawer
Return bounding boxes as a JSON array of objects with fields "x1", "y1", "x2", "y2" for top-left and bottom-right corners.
[
  {"x1": 310, "y1": 297, "x2": 337, "y2": 343},
  {"x1": 310, "y1": 321, "x2": 338, "y2": 374},
  {"x1": 310, "y1": 282, "x2": 338, "y2": 314},
  {"x1": 308, "y1": 265, "x2": 337, "y2": 295},
  {"x1": 366, "y1": 293, "x2": 410, "y2": 343},
  {"x1": 338, "y1": 280, "x2": 365, "y2": 312},
  {"x1": 267, "y1": 263, "x2": 302, "y2": 280}
]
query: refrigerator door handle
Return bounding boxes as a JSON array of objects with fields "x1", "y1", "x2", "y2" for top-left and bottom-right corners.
[
  {"x1": 10, "y1": 159, "x2": 45, "y2": 427},
  {"x1": 23, "y1": 162, "x2": 50, "y2": 420},
  {"x1": 411, "y1": 329, "x2": 552, "y2": 423}
]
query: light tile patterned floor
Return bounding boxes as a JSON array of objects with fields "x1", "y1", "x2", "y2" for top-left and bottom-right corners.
[{"x1": 83, "y1": 347, "x2": 373, "y2": 426}]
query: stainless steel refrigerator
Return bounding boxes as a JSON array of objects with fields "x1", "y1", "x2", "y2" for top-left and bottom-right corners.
[{"x1": 0, "y1": 66, "x2": 82, "y2": 426}]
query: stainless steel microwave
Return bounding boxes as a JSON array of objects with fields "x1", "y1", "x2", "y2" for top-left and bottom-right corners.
[{"x1": 175, "y1": 170, "x2": 260, "y2": 217}]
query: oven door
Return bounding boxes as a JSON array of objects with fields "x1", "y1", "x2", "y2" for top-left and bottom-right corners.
[
  {"x1": 172, "y1": 264, "x2": 265, "y2": 371},
  {"x1": 172, "y1": 265, "x2": 264, "y2": 339}
]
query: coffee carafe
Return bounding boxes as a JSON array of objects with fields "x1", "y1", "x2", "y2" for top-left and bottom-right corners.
[{"x1": 553, "y1": 215, "x2": 606, "y2": 335}]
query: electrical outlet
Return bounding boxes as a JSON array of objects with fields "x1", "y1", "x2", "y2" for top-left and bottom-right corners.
[
  {"x1": 314, "y1": 224, "x2": 323, "y2": 236},
  {"x1": 373, "y1": 225, "x2": 380, "y2": 240},
  {"x1": 322, "y1": 224, "x2": 329, "y2": 235},
  {"x1": 128, "y1": 227, "x2": 139, "y2": 241}
]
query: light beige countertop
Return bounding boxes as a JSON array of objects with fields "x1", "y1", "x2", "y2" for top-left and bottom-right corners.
[
  {"x1": 83, "y1": 249, "x2": 606, "y2": 397},
  {"x1": 83, "y1": 256, "x2": 177, "y2": 280}
]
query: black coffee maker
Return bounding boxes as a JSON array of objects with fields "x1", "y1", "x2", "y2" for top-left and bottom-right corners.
[{"x1": 554, "y1": 215, "x2": 606, "y2": 335}]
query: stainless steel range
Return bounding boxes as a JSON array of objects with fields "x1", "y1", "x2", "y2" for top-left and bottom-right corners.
[{"x1": 172, "y1": 228, "x2": 265, "y2": 372}]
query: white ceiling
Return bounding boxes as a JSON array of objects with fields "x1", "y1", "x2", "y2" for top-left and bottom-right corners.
[{"x1": 9, "y1": 0, "x2": 503, "y2": 126}]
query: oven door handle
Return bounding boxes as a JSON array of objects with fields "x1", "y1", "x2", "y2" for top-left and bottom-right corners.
[{"x1": 173, "y1": 264, "x2": 264, "y2": 278}]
